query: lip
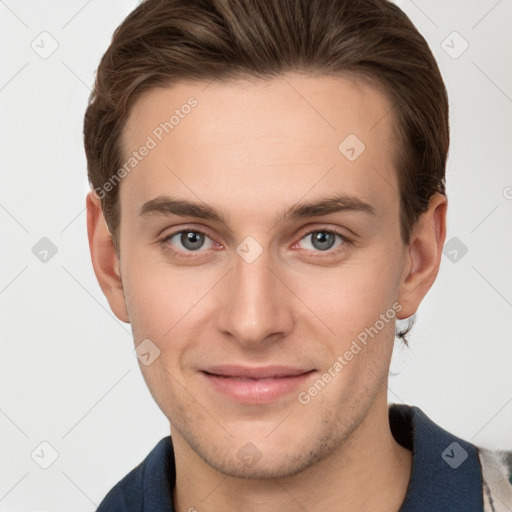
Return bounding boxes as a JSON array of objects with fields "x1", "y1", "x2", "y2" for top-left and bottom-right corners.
[{"x1": 200, "y1": 365, "x2": 315, "y2": 403}]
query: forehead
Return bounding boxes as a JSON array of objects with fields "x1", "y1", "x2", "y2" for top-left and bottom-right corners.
[{"x1": 120, "y1": 73, "x2": 399, "y2": 222}]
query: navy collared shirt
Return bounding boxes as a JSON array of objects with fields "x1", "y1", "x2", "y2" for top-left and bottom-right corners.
[{"x1": 96, "y1": 404, "x2": 484, "y2": 511}]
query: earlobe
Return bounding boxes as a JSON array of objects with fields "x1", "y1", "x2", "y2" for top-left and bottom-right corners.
[
  {"x1": 397, "y1": 193, "x2": 447, "y2": 319},
  {"x1": 86, "y1": 191, "x2": 130, "y2": 323}
]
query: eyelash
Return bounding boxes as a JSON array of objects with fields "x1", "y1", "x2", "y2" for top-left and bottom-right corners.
[{"x1": 160, "y1": 226, "x2": 352, "y2": 260}]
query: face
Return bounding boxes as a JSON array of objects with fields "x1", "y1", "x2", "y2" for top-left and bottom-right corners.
[{"x1": 94, "y1": 73, "x2": 437, "y2": 479}]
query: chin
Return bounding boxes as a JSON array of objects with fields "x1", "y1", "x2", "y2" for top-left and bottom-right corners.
[
  {"x1": 199, "y1": 448, "x2": 318, "y2": 480},
  {"x1": 181, "y1": 422, "x2": 343, "y2": 481}
]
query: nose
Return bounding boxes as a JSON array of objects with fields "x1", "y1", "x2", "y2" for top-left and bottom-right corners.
[{"x1": 215, "y1": 245, "x2": 295, "y2": 350}]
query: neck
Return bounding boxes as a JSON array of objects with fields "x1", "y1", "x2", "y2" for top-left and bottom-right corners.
[{"x1": 172, "y1": 390, "x2": 412, "y2": 512}]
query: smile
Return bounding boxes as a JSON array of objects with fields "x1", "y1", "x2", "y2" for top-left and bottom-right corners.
[{"x1": 200, "y1": 366, "x2": 316, "y2": 403}]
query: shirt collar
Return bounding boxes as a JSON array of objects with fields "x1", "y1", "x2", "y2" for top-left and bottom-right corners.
[
  {"x1": 390, "y1": 404, "x2": 483, "y2": 511},
  {"x1": 141, "y1": 435, "x2": 176, "y2": 511}
]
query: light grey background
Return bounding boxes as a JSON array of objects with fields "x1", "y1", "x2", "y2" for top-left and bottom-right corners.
[{"x1": 0, "y1": 0, "x2": 511, "y2": 509}]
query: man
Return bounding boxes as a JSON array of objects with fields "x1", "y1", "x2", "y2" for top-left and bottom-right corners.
[{"x1": 84, "y1": 0, "x2": 512, "y2": 510}]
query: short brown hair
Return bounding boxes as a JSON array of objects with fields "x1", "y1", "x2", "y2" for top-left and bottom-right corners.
[{"x1": 84, "y1": 0, "x2": 448, "y2": 253}]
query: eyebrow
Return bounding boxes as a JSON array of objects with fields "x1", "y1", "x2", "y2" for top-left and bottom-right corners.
[{"x1": 139, "y1": 193, "x2": 376, "y2": 224}]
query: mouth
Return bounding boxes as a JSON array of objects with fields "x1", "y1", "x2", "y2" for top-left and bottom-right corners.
[{"x1": 200, "y1": 365, "x2": 316, "y2": 403}]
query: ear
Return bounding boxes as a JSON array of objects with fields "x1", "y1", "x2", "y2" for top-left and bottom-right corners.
[
  {"x1": 86, "y1": 191, "x2": 129, "y2": 323},
  {"x1": 397, "y1": 192, "x2": 447, "y2": 319}
]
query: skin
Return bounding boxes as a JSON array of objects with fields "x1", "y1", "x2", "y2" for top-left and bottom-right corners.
[{"x1": 87, "y1": 73, "x2": 447, "y2": 512}]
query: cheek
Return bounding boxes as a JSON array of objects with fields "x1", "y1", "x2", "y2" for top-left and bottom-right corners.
[
  {"x1": 121, "y1": 256, "x2": 202, "y2": 416},
  {"x1": 291, "y1": 250, "x2": 403, "y2": 341},
  {"x1": 121, "y1": 248, "x2": 196, "y2": 336},
  {"x1": 121, "y1": 250, "x2": 221, "y2": 376},
  {"x1": 294, "y1": 260, "x2": 400, "y2": 406}
]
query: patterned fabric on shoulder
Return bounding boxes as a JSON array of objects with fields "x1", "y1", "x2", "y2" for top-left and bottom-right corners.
[{"x1": 479, "y1": 448, "x2": 512, "y2": 512}]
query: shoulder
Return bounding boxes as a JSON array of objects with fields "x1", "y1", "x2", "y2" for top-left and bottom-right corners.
[
  {"x1": 478, "y1": 447, "x2": 512, "y2": 512},
  {"x1": 96, "y1": 436, "x2": 175, "y2": 512},
  {"x1": 95, "y1": 458, "x2": 147, "y2": 511},
  {"x1": 389, "y1": 403, "x2": 511, "y2": 511}
]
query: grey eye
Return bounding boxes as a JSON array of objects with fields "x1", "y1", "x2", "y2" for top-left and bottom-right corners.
[
  {"x1": 179, "y1": 231, "x2": 205, "y2": 250},
  {"x1": 310, "y1": 231, "x2": 336, "y2": 251},
  {"x1": 166, "y1": 230, "x2": 214, "y2": 252},
  {"x1": 298, "y1": 230, "x2": 345, "y2": 252}
]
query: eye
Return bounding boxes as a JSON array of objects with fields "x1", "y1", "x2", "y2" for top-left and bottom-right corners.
[
  {"x1": 164, "y1": 229, "x2": 216, "y2": 253},
  {"x1": 296, "y1": 229, "x2": 347, "y2": 253}
]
